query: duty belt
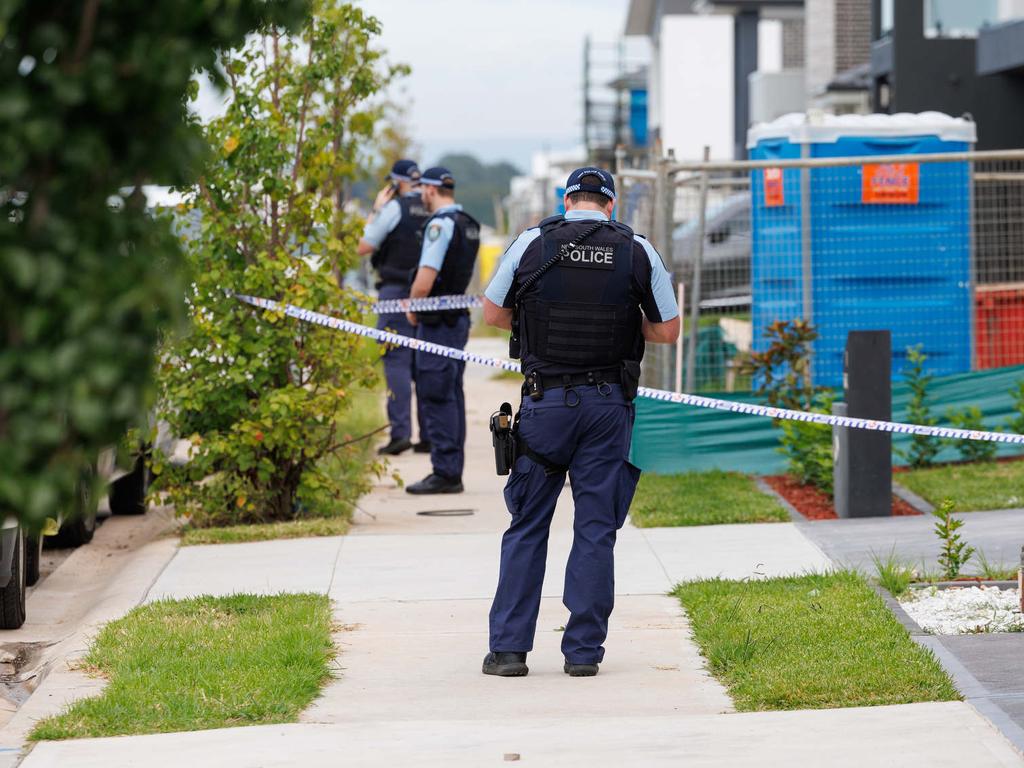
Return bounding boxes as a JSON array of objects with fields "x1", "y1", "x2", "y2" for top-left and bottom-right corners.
[{"x1": 536, "y1": 369, "x2": 621, "y2": 390}]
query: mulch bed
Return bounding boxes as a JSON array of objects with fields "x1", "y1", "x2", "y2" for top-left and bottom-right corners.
[{"x1": 763, "y1": 475, "x2": 922, "y2": 521}]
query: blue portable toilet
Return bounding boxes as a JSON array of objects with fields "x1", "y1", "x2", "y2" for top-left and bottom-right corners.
[{"x1": 747, "y1": 112, "x2": 976, "y2": 387}]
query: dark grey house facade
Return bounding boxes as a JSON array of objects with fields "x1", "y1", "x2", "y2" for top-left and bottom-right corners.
[{"x1": 870, "y1": 0, "x2": 1024, "y2": 149}]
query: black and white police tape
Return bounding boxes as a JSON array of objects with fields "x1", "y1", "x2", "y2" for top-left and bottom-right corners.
[
  {"x1": 367, "y1": 293, "x2": 753, "y2": 315},
  {"x1": 235, "y1": 293, "x2": 1024, "y2": 446},
  {"x1": 369, "y1": 293, "x2": 483, "y2": 315}
]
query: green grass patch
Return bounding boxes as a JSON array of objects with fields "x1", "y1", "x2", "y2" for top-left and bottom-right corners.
[
  {"x1": 181, "y1": 516, "x2": 350, "y2": 546},
  {"x1": 630, "y1": 470, "x2": 789, "y2": 527},
  {"x1": 898, "y1": 459, "x2": 1024, "y2": 512},
  {"x1": 675, "y1": 572, "x2": 959, "y2": 711},
  {"x1": 31, "y1": 593, "x2": 334, "y2": 740}
]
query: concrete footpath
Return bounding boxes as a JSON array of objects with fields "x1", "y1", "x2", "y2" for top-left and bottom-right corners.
[{"x1": 18, "y1": 339, "x2": 1024, "y2": 766}]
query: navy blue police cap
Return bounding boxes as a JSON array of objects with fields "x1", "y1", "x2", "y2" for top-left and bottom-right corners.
[
  {"x1": 418, "y1": 166, "x2": 456, "y2": 190},
  {"x1": 389, "y1": 159, "x2": 421, "y2": 183},
  {"x1": 565, "y1": 167, "x2": 616, "y2": 201}
]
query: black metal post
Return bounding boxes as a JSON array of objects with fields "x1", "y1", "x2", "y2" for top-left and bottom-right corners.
[{"x1": 834, "y1": 330, "x2": 893, "y2": 518}]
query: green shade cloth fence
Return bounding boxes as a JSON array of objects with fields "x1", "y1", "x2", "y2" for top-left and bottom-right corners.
[{"x1": 630, "y1": 365, "x2": 1024, "y2": 475}]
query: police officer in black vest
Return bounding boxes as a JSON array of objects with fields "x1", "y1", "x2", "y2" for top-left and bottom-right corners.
[
  {"x1": 358, "y1": 159, "x2": 431, "y2": 456},
  {"x1": 480, "y1": 167, "x2": 680, "y2": 677},
  {"x1": 404, "y1": 167, "x2": 481, "y2": 495}
]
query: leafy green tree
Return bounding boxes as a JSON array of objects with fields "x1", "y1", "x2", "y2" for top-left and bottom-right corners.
[
  {"x1": 0, "y1": 0, "x2": 308, "y2": 529},
  {"x1": 154, "y1": 2, "x2": 403, "y2": 526}
]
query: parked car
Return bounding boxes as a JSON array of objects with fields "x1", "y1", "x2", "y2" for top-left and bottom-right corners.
[
  {"x1": 673, "y1": 193, "x2": 751, "y2": 302},
  {"x1": 0, "y1": 447, "x2": 150, "y2": 629}
]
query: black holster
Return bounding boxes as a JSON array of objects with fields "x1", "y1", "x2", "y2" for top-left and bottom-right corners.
[
  {"x1": 490, "y1": 403, "x2": 515, "y2": 476},
  {"x1": 621, "y1": 360, "x2": 641, "y2": 401}
]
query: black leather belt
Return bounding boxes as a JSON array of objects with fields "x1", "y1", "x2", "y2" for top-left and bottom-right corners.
[{"x1": 537, "y1": 369, "x2": 621, "y2": 389}]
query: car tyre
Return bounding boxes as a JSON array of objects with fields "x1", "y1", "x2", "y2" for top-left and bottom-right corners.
[
  {"x1": 25, "y1": 534, "x2": 41, "y2": 587},
  {"x1": 0, "y1": 530, "x2": 27, "y2": 630},
  {"x1": 51, "y1": 469, "x2": 98, "y2": 548},
  {"x1": 108, "y1": 455, "x2": 149, "y2": 516}
]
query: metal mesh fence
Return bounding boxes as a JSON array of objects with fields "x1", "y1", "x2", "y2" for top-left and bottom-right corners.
[{"x1": 619, "y1": 150, "x2": 1024, "y2": 394}]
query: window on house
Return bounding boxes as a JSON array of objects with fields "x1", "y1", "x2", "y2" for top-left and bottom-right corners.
[
  {"x1": 924, "y1": 0, "x2": 998, "y2": 38},
  {"x1": 879, "y1": 0, "x2": 895, "y2": 38}
]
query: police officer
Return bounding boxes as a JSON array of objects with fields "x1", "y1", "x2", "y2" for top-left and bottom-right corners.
[
  {"x1": 358, "y1": 159, "x2": 431, "y2": 456},
  {"x1": 404, "y1": 167, "x2": 481, "y2": 494},
  {"x1": 480, "y1": 167, "x2": 680, "y2": 677}
]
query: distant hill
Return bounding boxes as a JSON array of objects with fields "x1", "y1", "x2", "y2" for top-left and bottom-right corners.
[{"x1": 436, "y1": 153, "x2": 521, "y2": 230}]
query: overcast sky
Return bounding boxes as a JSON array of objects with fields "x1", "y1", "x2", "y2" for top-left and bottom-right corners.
[{"x1": 354, "y1": 0, "x2": 638, "y2": 170}]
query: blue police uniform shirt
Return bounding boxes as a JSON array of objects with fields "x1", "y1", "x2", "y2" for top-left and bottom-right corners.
[
  {"x1": 485, "y1": 209, "x2": 679, "y2": 323},
  {"x1": 361, "y1": 192, "x2": 421, "y2": 248},
  {"x1": 418, "y1": 203, "x2": 462, "y2": 270}
]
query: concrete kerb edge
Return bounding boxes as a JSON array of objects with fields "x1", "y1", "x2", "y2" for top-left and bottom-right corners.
[
  {"x1": 753, "y1": 477, "x2": 805, "y2": 523},
  {"x1": 873, "y1": 583, "x2": 1024, "y2": 757},
  {"x1": 891, "y1": 481, "x2": 935, "y2": 514},
  {"x1": 0, "y1": 535, "x2": 181, "y2": 756}
]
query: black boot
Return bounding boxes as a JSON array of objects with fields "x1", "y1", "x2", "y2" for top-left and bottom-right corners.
[
  {"x1": 405, "y1": 473, "x2": 464, "y2": 495},
  {"x1": 482, "y1": 652, "x2": 528, "y2": 677},
  {"x1": 564, "y1": 660, "x2": 599, "y2": 677},
  {"x1": 412, "y1": 440, "x2": 432, "y2": 454},
  {"x1": 378, "y1": 438, "x2": 412, "y2": 456}
]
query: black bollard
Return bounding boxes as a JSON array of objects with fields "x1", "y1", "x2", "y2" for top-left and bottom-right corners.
[{"x1": 833, "y1": 331, "x2": 892, "y2": 518}]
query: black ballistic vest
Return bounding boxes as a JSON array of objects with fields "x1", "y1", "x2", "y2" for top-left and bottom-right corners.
[
  {"x1": 373, "y1": 195, "x2": 430, "y2": 287},
  {"x1": 518, "y1": 216, "x2": 644, "y2": 375},
  {"x1": 419, "y1": 208, "x2": 481, "y2": 323}
]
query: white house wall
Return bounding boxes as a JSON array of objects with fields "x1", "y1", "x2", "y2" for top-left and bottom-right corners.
[{"x1": 657, "y1": 15, "x2": 734, "y2": 161}]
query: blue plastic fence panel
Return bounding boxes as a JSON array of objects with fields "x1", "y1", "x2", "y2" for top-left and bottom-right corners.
[
  {"x1": 749, "y1": 133, "x2": 972, "y2": 387},
  {"x1": 809, "y1": 136, "x2": 972, "y2": 385}
]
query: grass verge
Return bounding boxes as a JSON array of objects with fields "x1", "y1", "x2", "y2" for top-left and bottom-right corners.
[
  {"x1": 630, "y1": 470, "x2": 789, "y2": 527},
  {"x1": 31, "y1": 593, "x2": 334, "y2": 740},
  {"x1": 182, "y1": 516, "x2": 350, "y2": 546},
  {"x1": 898, "y1": 459, "x2": 1024, "y2": 512},
  {"x1": 675, "y1": 571, "x2": 959, "y2": 711}
]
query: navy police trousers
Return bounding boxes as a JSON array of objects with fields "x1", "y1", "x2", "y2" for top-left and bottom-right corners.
[
  {"x1": 488, "y1": 384, "x2": 642, "y2": 664},
  {"x1": 376, "y1": 284, "x2": 427, "y2": 443},
  {"x1": 414, "y1": 315, "x2": 470, "y2": 480}
]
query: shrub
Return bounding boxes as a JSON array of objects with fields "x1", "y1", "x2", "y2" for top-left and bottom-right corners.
[
  {"x1": 739, "y1": 319, "x2": 819, "y2": 412},
  {"x1": 0, "y1": 0, "x2": 308, "y2": 530},
  {"x1": 945, "y1": 406, "x2": 998, "y2": 464},
  {"x1": 932, "y1": 498, "x2": 974, "y2": 580},
  {"x1": 898, "y1": 345, "x2": 941, "y2": 469},
  {"x1": 152, "y1": 3, "x2": 403, "y2": 526},
  {"x1": 743, "y1": 320, "x2": 835, "y2": 495},
  {"x1": 778, "y1": 393, "x2": 835, "y2": 497}
]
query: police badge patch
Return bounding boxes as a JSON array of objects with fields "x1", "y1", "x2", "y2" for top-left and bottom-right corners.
[{"x1": 427, "y1": 223, "x2": 442, "y2": 241}]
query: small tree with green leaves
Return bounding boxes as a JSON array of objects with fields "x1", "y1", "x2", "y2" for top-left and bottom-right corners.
[
  {"x1": 897, "y1": 345, "x2": 941, "y2": 468},
  {"x1": 932, "y1": 498, "x2": 974, "y2": 580},
  {"x1": 741, "y1": 320, "x2": 835, "y2": 494},
  {"x1": 153, "y1": 2, "x2": 404, "y2": 526},
  {"x1": 739, "y1": 319, "x2": 820, "y2": 412}
]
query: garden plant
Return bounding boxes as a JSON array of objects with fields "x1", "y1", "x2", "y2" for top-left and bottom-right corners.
[{"x1": 154, "y1": 1, "x2": 405, "y2": 527}]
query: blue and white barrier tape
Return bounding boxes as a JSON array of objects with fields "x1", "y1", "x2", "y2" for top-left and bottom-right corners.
[
  {"x1": 235, "y1": 294, "x2": 1024, "y2": 445},
  {"x1": 370, "y1": 293, "x2": 483, "y2": 315}
]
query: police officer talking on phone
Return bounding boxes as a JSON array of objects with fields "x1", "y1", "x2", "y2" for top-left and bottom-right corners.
[
  {"x1": 480, "y1": 167, "x2": 680, "y2": 677},
  {"x1": 404, "y1": 167, "x2": 481, "y2": 495},
  {"x1": 358, "y1": 159, "x2": 431, "y2": 456}
]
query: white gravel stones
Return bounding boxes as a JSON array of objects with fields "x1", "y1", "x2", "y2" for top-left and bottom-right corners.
[{"x1": 900, "y1": 585, "x2": 1024, "y2": 635}]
